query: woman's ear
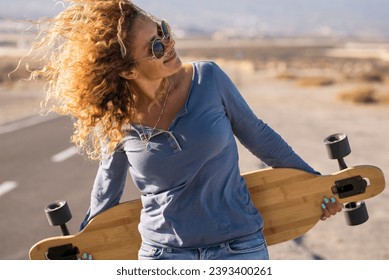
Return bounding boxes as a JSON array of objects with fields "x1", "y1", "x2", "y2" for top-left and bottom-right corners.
[{"x1": 120, "y1": 69, "x2": 138, "y2": 80}]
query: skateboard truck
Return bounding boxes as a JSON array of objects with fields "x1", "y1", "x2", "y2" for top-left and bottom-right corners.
[
  {"x1": 44, "y1": 200, "x2": 79, "y2": 259},
  {"x1": 324, "y1": 133, "x2": 369, "y2": 225},
  {"x1": 45, "y1": 244, "x2": 79, "y2": 260},
  {"x1": 332, "y1": 176, "x2": 367, "y2": 199}
]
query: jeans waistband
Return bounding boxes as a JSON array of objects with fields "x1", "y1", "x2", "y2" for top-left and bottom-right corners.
[{"x1": 144, "y1": 229, "x2": 263, "y2": 252}]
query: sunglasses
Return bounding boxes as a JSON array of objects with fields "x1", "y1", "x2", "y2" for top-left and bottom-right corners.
[{"x1": 131, "y1": 20, "x2": 172, "y2": 63}]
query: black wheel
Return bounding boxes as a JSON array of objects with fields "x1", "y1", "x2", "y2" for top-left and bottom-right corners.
[
  {"x1": 344, "y1": 201, "x2": 369, "y2": 226},
  {"x1": 324, "y1": 133, "x2": 351, "y2": 160},
  {"x1": 44, "y1": 200, "x2": 72, "y2": 227}
]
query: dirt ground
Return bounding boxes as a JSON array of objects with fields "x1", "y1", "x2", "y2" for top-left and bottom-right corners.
[{"x1": 1, "y1": 38, "x2": 388, "y2": 259}]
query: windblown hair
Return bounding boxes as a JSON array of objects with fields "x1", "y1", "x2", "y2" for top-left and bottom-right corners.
[{"x1": 29, "y1": 0, "x2": 143, "y2": 159}]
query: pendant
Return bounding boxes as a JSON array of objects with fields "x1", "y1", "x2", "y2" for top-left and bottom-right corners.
[
  {"x1": 146, "y1": 142, "x2": 152, "y2": 151},
  {"x1": 140, "y1": 134, "x2": 147, "y2": 141}
]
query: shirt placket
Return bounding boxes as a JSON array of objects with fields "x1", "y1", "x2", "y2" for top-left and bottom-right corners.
[
  {"x1": 165, "y1": 131, "x2": 182, "y2": 153},
  {"x1": 133, "y1": 127, "x2": 182, "y2": 153}
]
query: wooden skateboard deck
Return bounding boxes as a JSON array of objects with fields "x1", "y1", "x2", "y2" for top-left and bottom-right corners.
[{"x1": 29, "y1": 165, "x2": 385, "y2": 260}]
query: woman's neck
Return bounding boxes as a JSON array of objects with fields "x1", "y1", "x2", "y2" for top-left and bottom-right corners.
[{"x1": 133, "y1": 78, "x2": 163, "y2": 100}]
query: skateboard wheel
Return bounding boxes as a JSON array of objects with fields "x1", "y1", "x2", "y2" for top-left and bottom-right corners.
[
  {"x1": 44, "y1": 200, "x2": 72, "y2": 227},
  {"x1": 324, "y1": 133, "x2": 351, "y2": 160},
  {"x1": 344, "y1": 201, "x2": 369, "y2": 226}
]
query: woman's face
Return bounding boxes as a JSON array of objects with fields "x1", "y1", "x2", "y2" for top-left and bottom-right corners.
[{"x1": 130, "y1": 16, "x2": 182, "y2": 81}]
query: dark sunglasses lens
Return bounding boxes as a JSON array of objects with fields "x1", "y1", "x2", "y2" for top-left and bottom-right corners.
[
  {"x1": 152, "y1": 41, "x2": 164, "y2": 59},
  {"x1": 161, "y1": 21, "x2": 171, "y2": 40}
]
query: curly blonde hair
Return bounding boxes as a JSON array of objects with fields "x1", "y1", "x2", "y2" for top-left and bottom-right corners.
[{"x1": 29, "y1": 0, "x2": 143, "y2": 159}]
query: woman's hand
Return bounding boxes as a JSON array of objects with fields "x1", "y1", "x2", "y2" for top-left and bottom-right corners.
[
  {"x1": 78, "y1": 252, "x2": 93, "y2": 260},
  {"x1": 320, "y1": 196, "x2": 343, "y2": 221}
]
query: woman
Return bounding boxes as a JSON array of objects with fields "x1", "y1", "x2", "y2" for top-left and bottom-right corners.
[{"x1": 30, "y1": 0, "x2": 341, "y2": 260}]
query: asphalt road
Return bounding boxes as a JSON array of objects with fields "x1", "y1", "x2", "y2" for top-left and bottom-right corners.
[{"x1": 0, "y1": 115, "x2": 138, "y2": 260}]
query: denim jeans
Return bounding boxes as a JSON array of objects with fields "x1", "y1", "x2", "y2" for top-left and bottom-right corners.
[{"x1": 138, "y1": 230, "x2": 269, "y2": 260}]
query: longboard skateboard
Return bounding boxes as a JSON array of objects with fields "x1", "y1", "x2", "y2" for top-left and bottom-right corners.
[{"x1": 29, "y1": 134, "x2": 386, "y2": 259}]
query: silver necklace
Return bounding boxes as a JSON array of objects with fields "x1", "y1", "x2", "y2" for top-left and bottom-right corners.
[{"x1": 136, "y1": 78, "x2": 170, "y2": 151}]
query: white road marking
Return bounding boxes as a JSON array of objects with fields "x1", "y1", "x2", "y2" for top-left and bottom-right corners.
[
  {"x1": 0, "y1": 181, "x2": 18, "y2": 197},
  {"x1": 51, "y1": 146, "x2": 79, "y2": 162},
  {"x1": 0, "y1": 114, "x2": 59, "y2": 135}
]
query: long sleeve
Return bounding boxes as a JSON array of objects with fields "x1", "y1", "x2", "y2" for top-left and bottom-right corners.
[
  {"x1": 213, "y1": 63, "x2": 319, "y2": 174},
  {"x1": 80, "y1": 148, "x2": 129, "y2": 230}
]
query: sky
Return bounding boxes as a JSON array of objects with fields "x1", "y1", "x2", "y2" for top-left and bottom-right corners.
[{"x1": 0, "y1": 0, "x2": 388, "y2": 38}]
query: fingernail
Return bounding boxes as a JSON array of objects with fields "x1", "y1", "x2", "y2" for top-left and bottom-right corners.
[
  {"x1": 83, "y1": 253, "x2": 88, "y2": 259},
  {"x1": 331, "y1": 197, "x2": 336, "y2": 203},
  {"x1": 324, "y1": 197, "x2": 329, "y2": 204},
  {"x1": 321, "y1": 203, "x2": 326, "y2": 209}
]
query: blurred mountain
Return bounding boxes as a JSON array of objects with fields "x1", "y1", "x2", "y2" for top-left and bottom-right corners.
[{"x1": 0, "y1": 0, "x2": 388, "y2": 38}]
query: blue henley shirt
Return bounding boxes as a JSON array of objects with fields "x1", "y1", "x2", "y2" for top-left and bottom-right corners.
[{"x1": 80, "y1": 61, "x2": 318, "y2": 248}]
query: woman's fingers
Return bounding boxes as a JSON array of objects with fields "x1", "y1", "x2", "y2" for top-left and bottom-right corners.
[
  {"x1": 78, "y1": 252, "x2": 93, "y2": 260},
  {"x1": 320, "y1": 196, "x2": 342, "y2": 221}
]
